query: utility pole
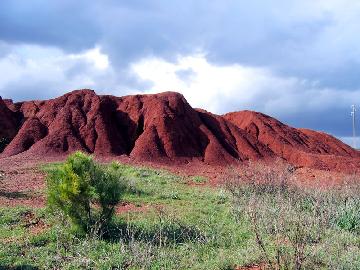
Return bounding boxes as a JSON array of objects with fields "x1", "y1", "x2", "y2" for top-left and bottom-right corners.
[{"x1": 351, "y1": 105, "x2": 356, "y2": 148}]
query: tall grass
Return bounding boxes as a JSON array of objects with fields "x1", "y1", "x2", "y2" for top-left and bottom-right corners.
[
  {"x1": 1, "y1": 159, "x2": 360, "y2": 269},
  {"x1": 226, "y1": 161, "x2": 360, "y2": 269}
]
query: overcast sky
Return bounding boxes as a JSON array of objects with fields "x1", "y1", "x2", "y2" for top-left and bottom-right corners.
[{"x1": 1, "y1": 0, "x2": 359, "y2": 144}]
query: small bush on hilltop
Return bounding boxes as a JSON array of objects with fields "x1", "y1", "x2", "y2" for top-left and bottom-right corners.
[{"x1": 46, "y1": 152, "x2": 127, "y2": 236}]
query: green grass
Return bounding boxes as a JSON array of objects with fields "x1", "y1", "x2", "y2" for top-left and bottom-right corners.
[
  {"x1": 191, "y1": 176, "x2": 208, "y2": 184},
  {"x1": 0, "y1": 163, "x2": 257, "y2": 270},
  {"x1": 1, "y1": 162, "x2": 360, "y2": 269}
]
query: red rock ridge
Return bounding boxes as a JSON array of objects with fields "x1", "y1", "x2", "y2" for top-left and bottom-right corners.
[
  {"x1": 0, "y1": 90, "x2": 274, "y2": 165},
  {"x1": 1, "y1": 90, "x2": 359, "y2": 172}
]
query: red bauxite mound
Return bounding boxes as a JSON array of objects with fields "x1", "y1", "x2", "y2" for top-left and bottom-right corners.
[
  {"x1": 0, "y1": 97, "x2": 20, "y2": 141},
  {"x1": 0, "y1": 90, "x2": 273, "y2": 165},
  {"x1": 1, "y1": 90, "x2": 359, "y2": 171},
  {"x1": 224, "y1": 111, "x2": 360, "y2": 171}
]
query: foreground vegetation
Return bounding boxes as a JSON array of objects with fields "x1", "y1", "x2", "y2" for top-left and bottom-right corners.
[{"x1": 0, "y1": 155, "x2": 360, "y2": 269}]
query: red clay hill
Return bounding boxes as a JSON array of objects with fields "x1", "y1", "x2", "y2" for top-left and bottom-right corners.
[
  {"x1": 0, "y1": 97, "x2": 21, "y2": 143},
  {"x1": 1, "y1": 90, "x2": 359, "y2": 172},
  {"x1": 224, "y1": 111, "x2": 360, "y2": 171}
]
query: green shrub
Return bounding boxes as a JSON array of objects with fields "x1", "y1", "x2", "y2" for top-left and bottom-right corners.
[
  {"x1": 335, "y1": 201, "x2": 360, "y2": 233},
  {"x1": 46, "y1": 152, "x2": 127, "y2": 236}
]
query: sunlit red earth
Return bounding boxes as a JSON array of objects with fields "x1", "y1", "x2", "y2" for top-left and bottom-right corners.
[{"x1": 0, "y1": 89, "x2": 359, "y2": 208}]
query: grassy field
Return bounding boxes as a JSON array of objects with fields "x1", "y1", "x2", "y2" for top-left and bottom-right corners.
[{"x1": 0, "y1": 162, "x2": 360, "y2": 269}]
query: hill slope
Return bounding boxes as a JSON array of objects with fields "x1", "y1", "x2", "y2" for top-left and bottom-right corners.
[
  {"x1": 224, "y1": 110, "x2": 360, "y2": 170},
  {"x1": 1, "y1": 90, "x2": 359, "y2": 171},
  {"x1": 0, "y1": 90, "x2": 273, "y2": 165},
  {"x1": 0, "y1": 97, "x2": 20, "y2": 142}
]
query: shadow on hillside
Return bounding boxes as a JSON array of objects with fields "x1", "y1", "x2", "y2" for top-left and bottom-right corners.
[
  {"x1": 0, "y1": 265, "x2": 39, "y2": 270},
  {"x1": 0, "y1": 190, "x2": 32, "y2": 199}
]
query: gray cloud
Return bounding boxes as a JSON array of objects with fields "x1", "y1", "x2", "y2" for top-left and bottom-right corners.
[
  {"x1": 2, "y1": 0, "x2": 357, "y2": 88},
  {"x1": 281, "y1": 109, "x2": 352, "y2": 137},
  {"x1": 0, "y1": 42, "x2": 11, "y2": 58},
  {"x1": 0, "y1": 0, "x2": 359, "y2": 140},
  {"x1": 0, "y1": 0, "x2": 100, "y2": 51}
]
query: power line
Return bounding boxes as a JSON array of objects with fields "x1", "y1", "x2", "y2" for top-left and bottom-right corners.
[{"x1": 351, "y1": 105, "x2": 356, "y2": 148}]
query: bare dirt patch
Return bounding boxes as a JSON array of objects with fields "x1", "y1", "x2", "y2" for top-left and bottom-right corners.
[
  {"x1": 0, "y1": 155, "x2": 46, "y2": 207},
  {"x1": 235, "y1": 264, "x2": 266, "y2": 270},
  {"x1": 21, "y1": 210, "x2": 49, "y2": 235},
  {"x1": 115, "y1": 202, "x2": 149, "y2": 215},
  {"x1": 0, "y1": 153, "x2": 358, "y2": 209}
]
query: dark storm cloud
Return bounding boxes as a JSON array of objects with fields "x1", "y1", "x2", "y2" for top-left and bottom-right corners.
[
  {"x1": 0, "y1": 0, "x2": 359, "y2": 140},
  {"x1": 1, "y1": 0, "x2": 351, "y2": 88},
  {"x1": 0, "y1": 0, "x2": 100, "y2": 51},
  {"x1": 0, "y1": 1, "x2": 346, "y2": 69},
  {"x1": 281, "y1": 108, "x2": 352, "y2": 137},
  {"x1": 96, "y1": 1, "x2": 206, "y2": 66}
]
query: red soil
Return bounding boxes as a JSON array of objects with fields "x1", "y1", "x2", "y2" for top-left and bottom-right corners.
[
  {"x1": 1, "y1": 90, "x2": 359, "y2": 173},
  {"x1": 235, "y1": 264, "x2": 266, "y2": 270},
  {"x1": 115, "y1": 202, "x2": 149, "y2": 215},
  {"x1": 0, "y1": 154, "x2": 46, "y2": 208},
  {"x1": 224, "y1": 110, "x2": 360, "y2": 172},
  {"x1": 0, "y1": 152, "x2": 351, "y2": 209},
  {"x1": 0, "y1": 90, "x2": 273, "y2": 165},
  {"x1": 0, "y1": 97, "x2": 20, "y2": 141}
]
